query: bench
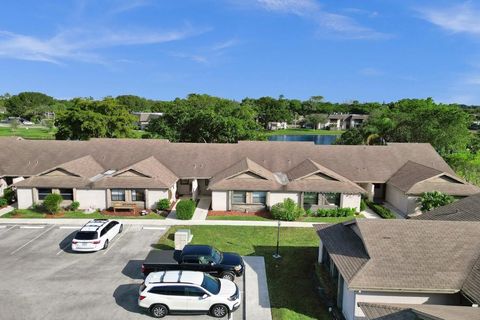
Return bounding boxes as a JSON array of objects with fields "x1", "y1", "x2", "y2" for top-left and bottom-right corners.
[{"x1": 112, "y1": 202, "x2": 137, "y2": 214}]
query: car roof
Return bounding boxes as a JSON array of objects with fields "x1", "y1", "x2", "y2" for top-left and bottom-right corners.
[
  {"x1": 79, "y1": 219, "x2": 111, "y2": 232},
  {"x1": 182, "y1": 245, "x2": 212, "y2": 256},
  {"x1": 145, "y1": 270, "x2": 204, "y2": 286}
]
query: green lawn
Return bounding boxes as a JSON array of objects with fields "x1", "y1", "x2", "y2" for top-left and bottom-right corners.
[
  {"x1": 0, "y1": 126, "x2": 55, "y2": 139},
  {"x1": 1, "y1": 209, "x2": 165, "y2": 219},
  {"x1": 157, "y1": 226, "x2": 328, "y2": 320},
  {"x1": 264, "y1": 128, "x2": 344, "y2": 136}
]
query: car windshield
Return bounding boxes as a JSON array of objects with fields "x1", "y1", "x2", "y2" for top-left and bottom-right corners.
[
  {"x1": 201, "y1": 273, "x2": 221, "y2": 294},
  {"x1": 74, "y1": 231, "x2": 98, "y2": 240},
  {"x1": 211, "y1": 247, "x2": 222, "y2": 264}
]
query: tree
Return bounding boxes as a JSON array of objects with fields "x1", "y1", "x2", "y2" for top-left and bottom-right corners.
[
  {"x1": 270, "y1": 198, "x2": 304, "y2": 221},
  {"x1": 245, "y1": 97, "x2": 293, "y2": 128},
  {"x1": 55, "y1": 98, "x2": 136, "y2": 140},
  {"x1": 419, "y1": 191, "x2": 454, "y2": 212},
  {"x1": 5, "y1": 92, "x2": 54, "y2": 119},
  {"x1": 9, "y1": 118, "x2": 19, "y2": 131},
  {"x1": 305, "y1": 114, "x2": 327, "y2": 129},
  {"x1": 43, "y1": 193, "x2": 63, "y2": 214}
]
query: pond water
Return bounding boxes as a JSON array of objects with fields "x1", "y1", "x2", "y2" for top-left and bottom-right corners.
[{"x1": 267, "y1": 134, "x2": 338, "y2": 145}]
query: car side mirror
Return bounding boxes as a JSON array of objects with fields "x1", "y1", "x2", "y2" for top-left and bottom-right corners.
[
  {"x1": 209, "y1": 261, "x2": 215, "y2": 266},
  {"x1": 201, "y1": 294, "x2": 209, "y2": 299}
]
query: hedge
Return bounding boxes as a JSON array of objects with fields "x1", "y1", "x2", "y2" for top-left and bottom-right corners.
[
  {"x1": 175, "y1": 199, "x2": 196, "y2": 220},
  {"x1": 271, "y1": 198, "x2": 304, "y2": 221},
  {"x1": 314, "y1": 207, "x2": 356, "y2": 217},
  {"x1": 43, "y1": 193, "x2": 63, "y2": 214},
  {"x1": 0, "y1": 198, "x2": 7, "y2": 207},
  {"x1": 70, "y1": 201, "x2": 80, "y2": 211},
  {"x1": 365, "y1": 200, "x2": 396, "y2": 219},
  {"x1": 157, "y1": 199, "x2": 171, "y2": 211}
]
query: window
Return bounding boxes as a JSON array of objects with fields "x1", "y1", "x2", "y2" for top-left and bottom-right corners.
[
  {"x1": 75, "y1": 231, "x2": 98, "y2": 240},
  {"x1": 151, "y1": 285, "x2": 185, "y2": 296},
  {"x1": 59, "y1": 188, "x2": 73, "y2": 201},
  {"x1": 200, "y1": 274, "x2": 221, "y2": 294},
  {"x1": 252, "y1": 191, "x2": 267, "y2": 204},
  {"x1": 232, "y1": 191, "x2": 246, "y2": 204},
  {"x1": 320, "y1": 193, "x2": 340, "y2": 207},
  {"x1": 38, "y1": 188, "x2": 52, "y2": 200},
  {"x1": 303, "y1": 192, "x2": 318, "y2": 208},
  {"x1": 131, "y1": 189, "x2": 145, "y2": 202},
  {"x1": 111, "y1": 189, "x2": 125, "y2": 201},
  {"x1": 185, "y1": 286, "x2": 206, "y2": 297}
]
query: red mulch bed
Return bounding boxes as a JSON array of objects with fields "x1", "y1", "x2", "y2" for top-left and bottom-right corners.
[
  {"x1": 101, "y1": 209, "x2": 147, "y2": 217},
  {"x1": 208, "y1": 210, "x2": 272, "y2": 219}
]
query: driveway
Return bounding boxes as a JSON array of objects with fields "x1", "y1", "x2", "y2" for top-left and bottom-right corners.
[{"x1": 0, "y1": 223, "x2": 244, "y2": 320}]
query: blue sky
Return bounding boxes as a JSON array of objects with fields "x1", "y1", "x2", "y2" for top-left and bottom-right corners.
[{"x1": 1, "y1": 0, "x2": 480, "y2": 104}]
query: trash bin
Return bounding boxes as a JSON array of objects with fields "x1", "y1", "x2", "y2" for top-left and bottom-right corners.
[{"x1": 175, "y1": 229, "x2": 193, "y2": 250}]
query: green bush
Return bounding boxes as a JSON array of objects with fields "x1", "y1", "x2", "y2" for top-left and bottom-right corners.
[
  {"x1": 360, "y1": 199, "x2": 366, "y2": 211},
  {"x1": 43, "y1": 194, "x2": 63, "y2": 214},
  {"x1": 0, "y1": 198, "x2": 7, "y2": 207},
  {"x1": 315, "y1": 207, "x2": 356, "y2": 217},
  {"x1": 3, "y1": 188, "x2": 15, "y2": 204},
  {"x1": 175, "y1": 199, "x2": 196, "y2": 220},
  {"x1": 365, "y1": 200, "x2": 396, "y2": 219},
  {"x1": 271, "y1": 198, "x2": 304, "y2": 221},
  {"x1": 70, "y1": 201, "x2": 80, "y2": 211},
  {"x1": 419, "y1": 191, "x2": 454, "y2": 212},
  {"x1": 157, "y1": 199, "x2": 171, "y2": 211}
]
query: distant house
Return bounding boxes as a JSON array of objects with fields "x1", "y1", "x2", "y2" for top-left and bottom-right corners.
[
  {"x1": 266, "y1": 121, "x2": 287, "y2": 130},
  {"x1": 327, "y1": 113, "x2": 368, "y2": 130},
  {"x1": 132, "y1": 112, "x2": 164, "y2": 129},
  {"x1": 359, "y1": 303, "x2": 480, "y2": 320},
  {"x1": 0, "y1": 106, "x2": 6, "y2": 114},
  {"x1": 413, "y1": 193, "x2": 480, "y2": 221},
  {"x1": 316, "y1": 219, "x2": 480, "y2": 320}
]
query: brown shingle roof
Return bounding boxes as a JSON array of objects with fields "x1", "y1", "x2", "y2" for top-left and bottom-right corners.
[
  {"x1": 414, "y1": 193, "x2": 480, "y2": 222},
  {"x1": 39, "y1": 155, "x2": 105, "y2": 178},
  {"x1": 317, "y1": 220, "x2": 480, "y2": 301},
  {"x1": 359, "y1": 303, "x2": 480, "y2": 320},
  {"x1": 387, "y1": 161, "x2": 479, "y2": 196}
]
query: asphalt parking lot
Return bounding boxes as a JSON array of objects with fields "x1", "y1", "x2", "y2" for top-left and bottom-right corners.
[{"x1": 0, "y1": 224, "x2": 244, "y2": 320}]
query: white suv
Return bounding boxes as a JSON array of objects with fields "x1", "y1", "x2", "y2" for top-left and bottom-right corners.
[
  {"x1": 71, "y1": 219, "x2": 123, "y2": 252},
  {"x1": 139, "y1": 270, "x2": 241, "y2": 318}
]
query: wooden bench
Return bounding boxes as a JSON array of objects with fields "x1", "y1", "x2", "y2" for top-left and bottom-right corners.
[{"x1": 112, "y1": 202, "x2": 137, "y2": 214}]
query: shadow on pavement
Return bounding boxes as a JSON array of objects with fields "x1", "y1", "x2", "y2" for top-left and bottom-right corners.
[
  {"x1": 58, "y1": 231, "x2": 77, "y2": 253},
  {"x1": 113, "y1": 283, "x2": 144, "y2": 315},
  {"x1": 122, "y1": 260, "x2": 144, "y2": 280}
]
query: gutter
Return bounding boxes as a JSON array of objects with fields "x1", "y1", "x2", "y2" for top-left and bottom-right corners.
[{"x1": 349, "y1": 286, "x2": 459, "y2": 294}]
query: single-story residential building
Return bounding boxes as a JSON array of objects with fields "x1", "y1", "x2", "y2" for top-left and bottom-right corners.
[
  {"x1": 266, "y1": 121, "x2": 287, "y2": 130},
  {"x1": 358, "y1": 303, "x2": 480, "y2": 320},
  {"x1": 0, "y1": 138, "x2": 477, "y2": 213},
  {"x1": 413, "y1": 192, "x2": 480, "y2": 221},
  {"x1": 131, "y1": 112, "x2": 164, "y2": 129},
  {"x1": 316, "y1": 220, "x2": 480, "y2": 320}
]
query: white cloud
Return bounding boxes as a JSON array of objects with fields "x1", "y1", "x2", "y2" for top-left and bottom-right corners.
[
  {"x1": 359, "y1": 67, "x2": 383, "y2": 77},
  {"x1": 109, "y1": 0, "x2": 152, "y2": 14},
  {"x1": 0, "y1": 26, "x2": 207, "y2": 64},
  {"x1": 417, "y1": 2, "x2": 480, "y2": 35},
  {"x1": 251, "y1": 0, "x2": 389, "y2": 39},
  {"x1": 168, "y1": 38, "x2": 240, "y2": 65}
]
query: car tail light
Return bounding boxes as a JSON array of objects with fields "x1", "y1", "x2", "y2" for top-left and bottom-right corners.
[
  {"x1": 72, "y1": 240, "x2": 77, "y2": 244},
  {"x1": 139, "y1": 295, "x2": 146, "y2": 300},
  {"x1": 92, "y1": 240, "x2": 101, "y2": 244}
]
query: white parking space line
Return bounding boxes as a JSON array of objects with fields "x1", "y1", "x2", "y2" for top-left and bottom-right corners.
[
  {"x1": 0, "y1": 225, "x2": 16, "y2": 234},
  {"x1": 20, "y1": 226, "x2": 45, "y2": 229},
  {"x1": 0, "y1": 226, "x2": 6, "y2": 229},
  {"x1": 103, "y1": 225, "x2": 132, "y2": 255},
  {"x1": 10, "y1": 225, "x2": 56, "y2": 255},
  {"x1": 56, "y1": 242, "x2": 71, "y2": 256},
  {"x1": 59, "y1": 226, "x2": 79, "y2": 229},
  {"x1": 142, "y1": 226, "x2": 166, "y2": 230}
]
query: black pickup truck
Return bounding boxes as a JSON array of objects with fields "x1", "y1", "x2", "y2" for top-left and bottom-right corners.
[{"x1": 141, "y1": 245, "x2": 245, "y2": 281}]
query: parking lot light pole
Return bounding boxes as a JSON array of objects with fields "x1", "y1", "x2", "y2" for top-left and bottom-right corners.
[{"x1": 273, "y1": 220, "x2": 281, "y2": 259}]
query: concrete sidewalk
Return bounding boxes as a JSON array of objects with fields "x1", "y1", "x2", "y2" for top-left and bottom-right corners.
[
  {"x1": 192, "y1": 197, "x2": 211, "y2": 220},
  {"x1": 0, "y1": 205, "x2": 15, "y2": 217},
  {"x1": 0, "y1": 217, "x2": 317, "y2": 227},
  {"x1": 243, "y1": 256, "x2": 272, "y2": 320},
  {"x1": 361, "y1": 207, "x2": 381, "y2": 219}
]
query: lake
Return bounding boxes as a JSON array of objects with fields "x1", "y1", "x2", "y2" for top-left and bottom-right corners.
[{"x1": 267, "y1": 134, "x2": 338, "y2": 145}]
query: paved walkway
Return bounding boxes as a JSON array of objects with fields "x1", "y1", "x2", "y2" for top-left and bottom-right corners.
[
  {"x1": 243, "y1": 256, "x2": 272, "y2": 320},
  {"x1": 361, "y1": 207, "x2": 381, "y2": 219},
  {"x1": 165, "y1": 199, "x2": 179, "y2": 220},
  {"x1": 0, "y1": 205, "x2": 15, "y2": 217},
  {"x1": 192, "y1": 197, "x2": 211, "y2": 220},
  {"x1": 383, "y1": 202, "x2": 406, "y2": 219}
]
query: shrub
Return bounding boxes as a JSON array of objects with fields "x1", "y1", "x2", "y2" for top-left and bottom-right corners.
[
  {"x1": 360, "y1": 199, "x2": 366, "y2": 211},
  {"x1": 0, "y1": 198, "x2": 7, "y2": 207},
  {"x1": 43, "y1": 194, "x2": 63, "y2": 214},
  {"x1": 419, "y1": 191, "x2": 454, "y2": 212},
  {"x1": 365, "y1": 200, "x2": 396, "y2": 219},
  {"x1": 271, "y1": 198, "x2": 304, "y2": 221},
  {"x1": 315, "y1": 207, "x2": 356, "y2": 217},
  {"x1": 175, "y1": 199, "x2": 196, "y2": 220},
  {"x1": 157, "y1": 199, "x2": 171, "y2": 211},
  {"x1": 69, "y1": 201, "x2": 80, "y2": 211},
  {"x1": 3, "y1": 188, "x2": 15, "y2": 204}
]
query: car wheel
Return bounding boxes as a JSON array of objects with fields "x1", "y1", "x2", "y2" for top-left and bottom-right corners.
[
  {"x1": 210, "y1": 304, "x2": 228, "y2": 318},
  {"x1": 103, "y1": 239, "x2": 109, "y2": 250},
  {"x1": 221, "y1": 272, "x2": 235, "y2": 281},
  {"x1": 150, "y1": 304, "x2": 168, "y2": 318},
  {"x1": 119, "y1": 225, "x2": 123, "y2": 233}
]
